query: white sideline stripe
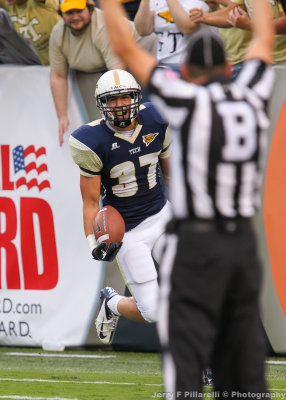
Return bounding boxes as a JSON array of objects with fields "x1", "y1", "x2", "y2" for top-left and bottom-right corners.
[
  {"x1": 0, "y1": 378, "x2": 162, "y2": 387},
  {"x1": 4, "y1": 353, "x2": 116, "y2": 359},
  {"x1": 5, "y1": 353, "x2": 285, "y2": 365},
  {"x1": 0, "y1": 397, "x2": 78, "y2": 400},
  {"x1": 0, "y1": 379, "x2": 284, "y2": 391},
  {"x1": 266, "y1": 360, "x2": 286, "y2": 365}
]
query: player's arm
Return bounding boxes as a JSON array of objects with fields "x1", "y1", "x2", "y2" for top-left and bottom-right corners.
[
  {"x1": 98, "y1": 0, "x2": 157, "y2": 87},
  {"x1": 244, "y1": 0, "x2": 274, "y2": 64},
  {"x1": 159, "y1": 125, "x2": 171, "y2": 189},
  {"x1": 80, "y1": 174, "x2": 121, "y2": 261},
  {"x1": 50, "y1": 68, "x2": 69, "y2": 146},
  {"x1": 80, "y1": 175, "x2": 101, "y2": 237},
  {"x1": 160, "y1": 157, "x2": 170, "y2": 189},
  {"x1": 134, "y1": 0, "x2": 154, "y2": 36},
  {"x1": 166, "y1": 0, "x2": 200, "y2": 34}
]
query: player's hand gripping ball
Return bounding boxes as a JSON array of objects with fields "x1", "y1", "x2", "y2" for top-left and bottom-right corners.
[{"x1": 92, "y1": 206, "x2": 125, "y2": 262}]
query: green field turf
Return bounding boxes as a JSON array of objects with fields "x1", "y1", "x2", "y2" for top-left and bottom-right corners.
[{"x1": 0, "y1": 347, "x2": 285, "y2": 400}]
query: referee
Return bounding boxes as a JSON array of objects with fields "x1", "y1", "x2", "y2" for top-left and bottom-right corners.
[{"x1": 98, "y1": 0, "x2": 275, "y2": 398}]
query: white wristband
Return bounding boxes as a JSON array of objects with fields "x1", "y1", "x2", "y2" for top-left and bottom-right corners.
[{"x1": 87, "y1": 234, "x2": 97, "y2": 253}]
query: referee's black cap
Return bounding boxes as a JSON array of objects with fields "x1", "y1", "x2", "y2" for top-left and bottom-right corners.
[{"x1": 186, "y1": 31, "x2": 226, "y2": 68}]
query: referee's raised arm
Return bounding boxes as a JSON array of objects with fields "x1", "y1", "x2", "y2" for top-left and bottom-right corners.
[
  {"x1": 98, "y1": 0, "x2": 158, "y2": 87},
  {"x1": 244, "y1": 0, "x2": 275, "y2": 64}
]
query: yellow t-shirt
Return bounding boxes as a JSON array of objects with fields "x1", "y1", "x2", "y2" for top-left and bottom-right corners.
[
  {"x1": 214, "y1": 4, "x2": 252, "y2": 64},
  {"x1": 219, "y1": 27, "x2": 252, "y2": 64},
  {"x1": 0, "y1": 0, "x2": 61, "y2": 65},
  {"x1": 231, "y1": 0, "x2": 286, "y2": 64}
]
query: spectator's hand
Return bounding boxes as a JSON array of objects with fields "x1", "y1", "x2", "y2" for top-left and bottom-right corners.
[
  {"x1": 189, "y1": 8, "x2": 204, "y2": 24},
  {"x1": 58, "y1": 115, "x2": 69, "y2": 146},
  {"x1": 227, "y1": 6, "x2": 251, "y2": 30},
  {"x1": 92, "y1": 241, "x2": 123, "y2": 262}
]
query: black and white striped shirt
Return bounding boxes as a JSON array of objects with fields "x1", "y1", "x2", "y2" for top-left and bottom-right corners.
[{"x1": 149, "y1": 60, "x2": 275, "y2": 220}]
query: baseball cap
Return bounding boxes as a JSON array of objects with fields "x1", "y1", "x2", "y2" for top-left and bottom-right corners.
[
  {"x1": 186, "y1": 31, "x2": 226, "y2": 68},
  {"x1": 59, "y1": 0, "x2": 86, "y2": 13}
]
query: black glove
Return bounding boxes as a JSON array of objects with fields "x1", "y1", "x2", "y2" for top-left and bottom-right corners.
[{"x1": 92, "y1": 241, "x2": 123, "y2": 262}]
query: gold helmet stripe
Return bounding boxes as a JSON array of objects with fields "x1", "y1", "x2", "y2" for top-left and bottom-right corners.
[{"x1": 112, "y1": 70, "x2": 120, "y2": 86}]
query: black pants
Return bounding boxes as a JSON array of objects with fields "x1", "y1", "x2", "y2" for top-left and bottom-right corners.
[{"x1": 158, "y1": 220, "x2": 268, "y2": 399}]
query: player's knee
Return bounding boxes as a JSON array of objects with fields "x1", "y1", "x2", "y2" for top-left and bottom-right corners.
[{"x1": 139, "y1": 305, "x2": 158, "y2": 323}]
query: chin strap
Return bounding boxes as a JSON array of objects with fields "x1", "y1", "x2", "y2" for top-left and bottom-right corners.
[{"x1": 113, "y1": 119, "x2": 132, "y2": 128}]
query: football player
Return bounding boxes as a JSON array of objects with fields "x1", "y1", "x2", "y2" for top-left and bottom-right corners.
[{"x1": 69, "y1": 69, "x2": 171, "y2": 343}]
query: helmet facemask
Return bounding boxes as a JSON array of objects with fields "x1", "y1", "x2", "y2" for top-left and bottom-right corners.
[{"x1": 96, "y1": 88, "x2": 141, "y2": 128}]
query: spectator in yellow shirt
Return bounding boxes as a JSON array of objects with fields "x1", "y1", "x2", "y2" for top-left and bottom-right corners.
[
  {"x1": 189, "y1": 0, "x2": 252, "y2": 79},
  {"x1": 228, "y1": 0, "x2": 286, "y2": 63},
  {"x1": 0, "y1": 7, "x2": 42, "y2": 64},
  {"x1": 190, "y1": 0, "x2": 286, "y2": 66},
  {"x1": 0, "y1": 0, "x2": 61, "y2": 65}
]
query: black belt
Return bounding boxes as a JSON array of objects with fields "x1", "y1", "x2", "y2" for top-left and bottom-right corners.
[{"x1": 167, "y1": 218, "x2": 253, "y2": 234}]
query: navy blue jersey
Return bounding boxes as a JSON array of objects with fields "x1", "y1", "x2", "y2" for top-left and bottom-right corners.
[{"x1": 69, "y1": 102, "x2": 171, "y2": 231}]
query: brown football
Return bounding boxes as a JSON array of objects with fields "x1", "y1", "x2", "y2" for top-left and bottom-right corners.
[{"x1": 93, "y1": 205, "x2": 125, "y2": 246}]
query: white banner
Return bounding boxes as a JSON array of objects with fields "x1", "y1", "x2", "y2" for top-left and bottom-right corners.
[{"x1": 0, "y1": 65, "x2": 103, "y2": 349}]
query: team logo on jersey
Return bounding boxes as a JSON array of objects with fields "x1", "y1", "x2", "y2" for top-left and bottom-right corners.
[
  {"x1": 142, "y1": 133, "x2": 159, "y2": 147},
  {"x1": 111, "y1": 142, "x2": 120, "y2": 150},
  {"x1": 158, "y1": 11, "x2": 174, "y2": 24}
]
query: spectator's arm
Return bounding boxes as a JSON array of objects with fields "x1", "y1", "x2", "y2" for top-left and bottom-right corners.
[
  {"x1": 189, "y1": 3, "x2": 236, "y2": 28},
  {"x1": 99, "y1": 0, "x2": 157, "y2": 87},
  {"x1": 167, "y1": 0, "x2": 200, "y2": 34},
  {"x1": 274, "y1": 16, "x2": 286, "y2": 34},
  {"x1": 160, "y1": 157, "x2": 170, "y2": 189},
  {"x1": 244, "y1": 0, "x2": 274, "y2": 63},
  {"x1": 50, "y1": 68, "x2": 69, "y2": 146},
  {"x1": 217, "y1": 0, "x2": 232, "y2": 6},
  {"x1": 227, "y1": 6, "x2": 252, "y2": 30},
  {"x1": 80, "y1": 175, "x2": 101, "y2": 237},
  {"x1": 95, "y1": 10, "x2": 132, "y2": 71},
  {"x1": 134, "y1": 0, "x2": 154, "y2": 36}
]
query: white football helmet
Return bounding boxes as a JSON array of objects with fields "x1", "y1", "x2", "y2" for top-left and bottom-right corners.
[{"x1": 95, "y1": 69, "x2": 142, "y2": 128}]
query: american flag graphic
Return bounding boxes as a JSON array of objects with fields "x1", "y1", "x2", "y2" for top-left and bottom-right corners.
[{"x1": 13, "y1": 145, "x2": 51, "y2": 191}]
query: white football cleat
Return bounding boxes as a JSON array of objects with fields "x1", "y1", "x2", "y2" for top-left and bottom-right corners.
[
  {"x1": 202, "y1": 368, "x2": 213, "y2": 385},
  {"x1": 95, "y1": 287, "x2": 119, "y2": 344}
]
